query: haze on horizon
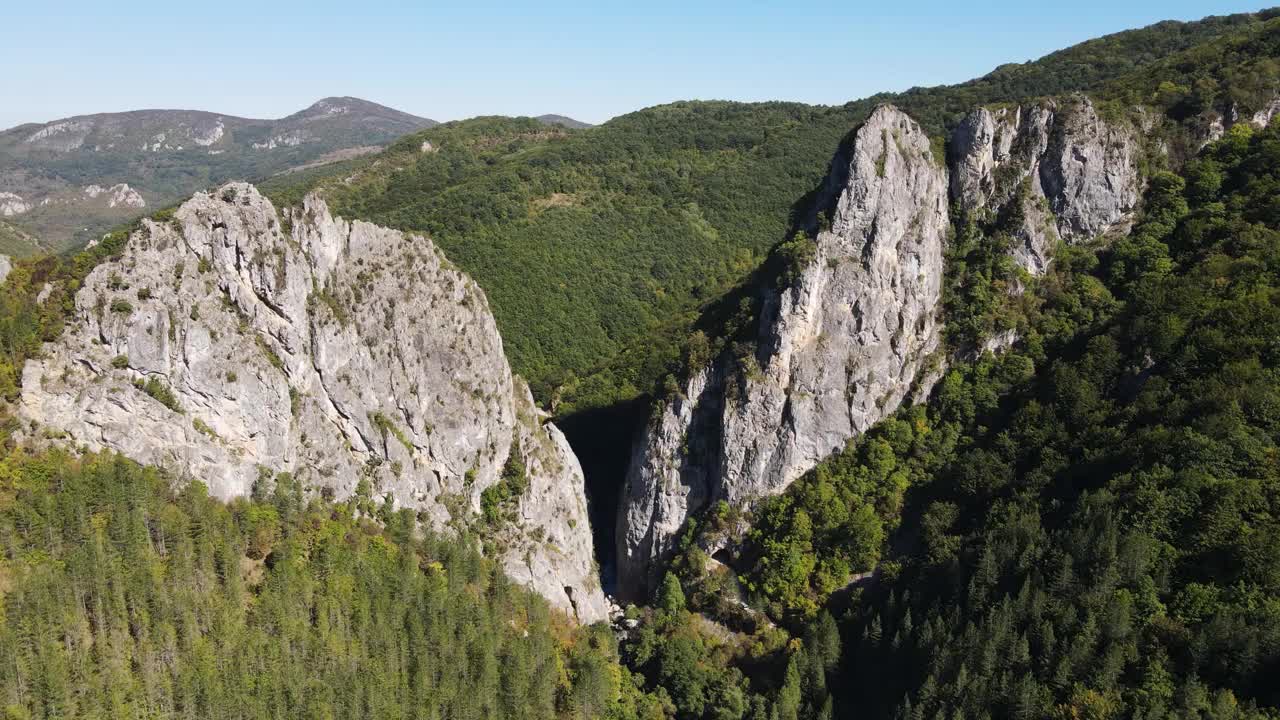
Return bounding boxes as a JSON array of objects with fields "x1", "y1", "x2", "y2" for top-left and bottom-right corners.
[{"x1": 1, "y1": 0, "x2": 1270, "y2": 131}]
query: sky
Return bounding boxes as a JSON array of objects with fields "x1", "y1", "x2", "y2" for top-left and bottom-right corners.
[{"x1": 0, "y1": 1, "x2": 1271, "y2": 130}]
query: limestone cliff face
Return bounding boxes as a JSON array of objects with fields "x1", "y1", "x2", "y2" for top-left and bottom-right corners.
[
  {"x1": 617, "y1": 106, "x2": 949, "y2": 599},
  {"x1": 949, "y1": 96, "x2": 1141, "y2": 274},
  {"x1": 1196, "y1": 95, "x2": 1280, "y2": 147},
  {"x1": 18, "y1": 183, "x2": 606, "y2": 623},
  {"x1": 617, "y1": 97, "x2": 1152, "y2": 599}
]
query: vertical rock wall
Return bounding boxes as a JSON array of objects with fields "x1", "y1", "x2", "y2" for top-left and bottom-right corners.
[
  {"x1": 18, "y1": 183, "x2": 607, "y2": 622},
  {"x1": 617, "y1": 106, "x2": 950, "y2": 598}
]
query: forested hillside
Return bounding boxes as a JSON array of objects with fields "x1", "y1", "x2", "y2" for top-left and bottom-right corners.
[
  {"x1": 710, "y1": 108, "x2": 1280, "y2": 720},
  {"x1": 271, "y1": 9, "x2": 1278, "y2": 409},
  {"x1": 0, "y1": 448, "x2": 662, "y2": 720},
  {"x1": 2, "y1": 7, "x2": 1280, "y2": 720}
]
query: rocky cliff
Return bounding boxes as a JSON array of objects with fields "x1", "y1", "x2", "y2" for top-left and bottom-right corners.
[
  {"x1": 17, "y1": 183, "x2": 607, "y2": 622},
  {"x1": 617, "y1": 106, "x2": 950, "y2": 598},
  {"x1": 616, "y1": 96, "x2": 1161, "y2": 599},
  {"x1": 948, "y1": 96, "x2": 1142, "y2": 274}
]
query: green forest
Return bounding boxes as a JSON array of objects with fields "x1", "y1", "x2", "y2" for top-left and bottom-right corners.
[
  {"x1": 702, "y1": 110, "x2": 1280, "y2": 720},
  {"x1": 1, "y1": 7, "x2": 1280, "y2": 720},
  {"x1": 0, "y1": 447, "x2": 679, "y2": 719},
  {"x1": 266, "y1": 9, "x2": 1279, "y2": 411}
]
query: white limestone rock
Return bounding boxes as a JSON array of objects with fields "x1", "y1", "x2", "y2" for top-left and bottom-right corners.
[
  {"x1": 949, "y1": 96, "x2": 1141, "y2": 274},
  {"x1": 25, "y1": 120, "x2": 93, "y2": 151},
  {"x1": 191, "y1": 120, "x2": 225, "y2": 147},
  {"x1": 617, "y1": 105, "x2": 949, "y2": 599},
  {"x1": 84, "y1": 183, "x2": 146, "y2": 209},
  {"x1": 1249, "y1": 96, "x2": 1280, "y2": 128},
  {"x1": 0, "y1": 192, "x2": 33, "y2": 217},
  {"x1": 18, "y1": 182, "x2": 606, "y2": 623}
]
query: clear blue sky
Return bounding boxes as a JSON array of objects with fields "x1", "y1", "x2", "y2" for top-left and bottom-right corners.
[{"x1": 1, "y1": 1, "x2": 1271, "y2": 130}]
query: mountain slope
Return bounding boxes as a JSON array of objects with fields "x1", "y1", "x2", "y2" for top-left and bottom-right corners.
[
  {"x1": 273, "y1": 10, "x2": 1278, "y2": 411},
  {"x1": 820, "y1": 114, "x2": 1280, "y2": 720},
  {"x1": 625, "y1": 17, "x2": 1280, "y2": 720},
  {"x1": 0, "y1": 449, "x2": 652, "y2": 719},
  {"x1": 2, "y1": 8, "x2": 1280, "y2": 720},
  {"x1": 627, "y1": 9, "x2": 1280, "y2": 605},
  {"x1": 0, "y1": 97, "x2": 436, "y2": 250},
  {"x1": 0, "y1": 219, "x2": 45, "y2": 257}
]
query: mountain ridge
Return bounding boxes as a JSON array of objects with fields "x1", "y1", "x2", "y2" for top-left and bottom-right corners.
[
  {"x1": 0, "y1": 96, "x2": 437, "y2": 253},
  {"x1": 535, "y1": 113, "x2": 593, "y2": 129},
  {"x1": 0, "y1": 96, "x2": 435, "y2": 139}
]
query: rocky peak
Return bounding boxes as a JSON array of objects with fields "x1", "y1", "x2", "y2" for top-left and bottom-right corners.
[
  {"x1": 949, "y1": 96, "x2": 1140, "y2": 273},
  {"x1": 613, "y1": 96, "x2": 1176, "y2": 600},
  {"x1": 17, "y1": 182, "x2": 606, "y2": 622},
  {"x1": 616, "y1": 105, "x2": 949, "y2": 599}
]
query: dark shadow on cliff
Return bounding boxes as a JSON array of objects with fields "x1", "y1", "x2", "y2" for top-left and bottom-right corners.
[
  {"x1": 553, "y1": 111, "x2": 876, "y2": 600},
  {"x1": 557, "y1": 397, "x2": 649, "y2": 595}
]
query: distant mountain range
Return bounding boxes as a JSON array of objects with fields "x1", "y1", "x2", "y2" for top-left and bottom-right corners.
[
  {"x1": 0, "y1": 100, "x2": 594, "y2": 254},
  {"x1": 0, "y1": 97, "x2": 437, "y2": 252}
]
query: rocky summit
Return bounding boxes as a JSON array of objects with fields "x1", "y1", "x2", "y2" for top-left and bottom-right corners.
[
  {"x1": 614, "y1": 93, "x2": 1214, "y2": 596},
  {"x1": 17, "y1": 182, "x2": 606, "y2": 622},
  {"x1": 617, "y1": 105, "x2": 950, "y2": 598},
  {"x1": 948, "y1": 96, "x2": 1142, "y2": 275}
]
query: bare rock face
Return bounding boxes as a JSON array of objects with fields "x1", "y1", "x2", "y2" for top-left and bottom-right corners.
[
  {"x1": 949, "y1": 96, "x2": 1140, "y2": 274},
  {"x1": 83, "y1": 183, "x2": 146, "y2": 209},
  {"x1": 1250, "y1": 96, "x2": 1280, "y2": 127},
  {"x1": 18, "y1": 183, "x2": 606, "y2": 623},
  {"x1": 618, "y1": 365, "x2": 726, "y2": 599},
  {"x1": 0, "y1": 255, "x2": 11, "y2": 285},
  {"x1": 1197, "y1": 95, "x2": 1280, "y2": 148},
  {"x1": 0, "y1": 192, "x2": 33, "y2": 217},
  {"x1": 617, "y1": 106, "x2": 949, "y2": 599}
]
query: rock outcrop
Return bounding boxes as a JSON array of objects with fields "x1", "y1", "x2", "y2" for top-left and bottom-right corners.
[
  {"x1": 0, "y1": 192, "x2": 32, "y2": 217},
  {"x1": 18, "y1": 182, "x2": 606, "y2": 623},
  {"x1": 1249, "y1": 96, "x2": 1280, "y2": 128},
  {"x1": 84, "y1": 183, "x2": 146, "y2": 209},
  {"x1": 949, "y1": 96, "x2": 1141, "y2": 274},
  {"x1": 0, "y1": 255, "x2": 11, "y2": 285},
  {"x1": 1196, "y1": 94, "x2": 1280, "y2": 148},
  {"x1": 616, "y1": 97, "x2": 1156, "y2": 599},
  {"x1": 617, "y1": 105, "x2": 949, "y2": 599}
]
